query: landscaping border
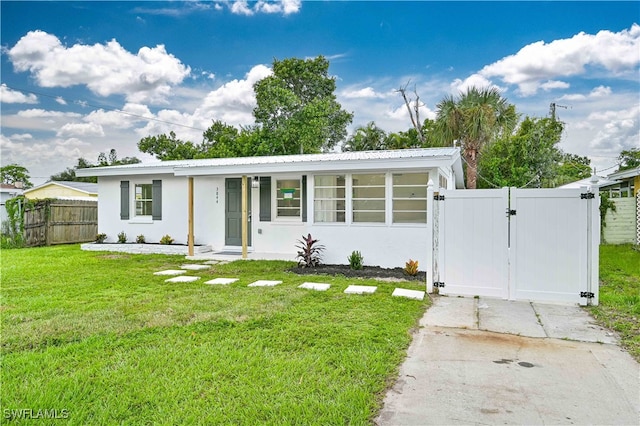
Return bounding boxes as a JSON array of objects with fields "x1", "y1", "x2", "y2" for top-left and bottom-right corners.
[{"x1": 81, "y1": 242, "x2": 212, "y2": 255}]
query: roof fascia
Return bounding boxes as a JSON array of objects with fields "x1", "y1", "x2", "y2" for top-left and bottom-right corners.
[{"x1": 174, "y1": 156, "x2": 457, "y2": 177}]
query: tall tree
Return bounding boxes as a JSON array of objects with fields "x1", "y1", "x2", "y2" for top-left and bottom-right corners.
[
  {"x1": 617, "y1": 148, "x2": 640, "y2": 171},
  {"x1": 253, "y1": 56, "x2": 353, "y2": 155},
  {"x1": 435, "y1": 87, "x2": 517, "y2": 188},
  {"x1": 478, "y1": 117, "x2": 564, "y2": 188},
  {"x1": 138, "y1": 131, "x2": 199, "y2": 160},
  {"x1": 1, "y1": 164, "x2": 33, "y2": 188},
  {"x1": 51, "y1": 151, "x2": 140, "y2": 183}
]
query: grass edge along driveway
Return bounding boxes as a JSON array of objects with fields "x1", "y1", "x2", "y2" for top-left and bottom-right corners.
[{"x1": 1, "y1": 245, "x2": 428, "y2": 424}]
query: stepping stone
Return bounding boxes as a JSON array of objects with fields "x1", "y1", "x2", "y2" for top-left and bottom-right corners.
[
  {"x1": 392, "y1": 288, "x2": 425, "y2": 300},
  {"x1": 344, "y1": 285, "x2": 377, "y2": 294},
  {"x1": 154, "y1": 269, "x2": 187, "y2": 276},
  {"x1": 204, "y1": 278, "x2": 238, "y2": 285},
  {"x1": 298, "y1": 282, "x2": 331, "y2": 291},
  {"x1": 181, "y1": 264, "x2": 210, "y2": 270},
  {"x1": 204, "y1": 260, "x2": 230, "y2": 265},
  {"x1": 165, "y1": 276, "x2": 200, "y2": 283},
  {"x1": 248, "y1": 280, "x2": 282, "y2": 287}
]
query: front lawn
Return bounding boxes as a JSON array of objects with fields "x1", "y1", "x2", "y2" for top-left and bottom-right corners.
[
  {"x1": 1, "y1": 245, "x2": 427, "y2": 424},
  {"x1": 589, "y1": 244, "x2": 640, "y2": 361}
]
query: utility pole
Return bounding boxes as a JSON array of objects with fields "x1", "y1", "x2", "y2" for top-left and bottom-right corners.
[{"x1": 549, "y1": 102, "x2": 568, "y2": 121}]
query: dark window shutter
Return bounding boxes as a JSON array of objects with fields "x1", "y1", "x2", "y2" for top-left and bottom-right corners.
[
  {"x1": 259, "y1": 177, "x2": 271, "y2": 221},
  {"x1": 301, "y1": 175, "x2": 307, "y2": 222},
  {"x1": 152, "y1": 180, "x2": 162, "y2": 220},
  {"x1": 120, "y1": 181, "x2": 129, "y2": 220}
]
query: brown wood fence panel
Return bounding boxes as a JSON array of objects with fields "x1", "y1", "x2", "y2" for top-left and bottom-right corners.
[{"x1": 23, "y1": 200, "x2": 97, "y2": 247}]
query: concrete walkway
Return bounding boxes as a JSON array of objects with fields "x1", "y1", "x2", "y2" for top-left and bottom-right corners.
[{"x1": 377, "y1": 296, "x2": 640, "y2": 425}]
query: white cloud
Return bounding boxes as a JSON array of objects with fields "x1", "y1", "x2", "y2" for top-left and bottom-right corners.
[
  {"x1": 7, "y1": 30, "x2": 191, "y2": 104},
  {"x1": 56, "y1": 122, "x2": 105, "y2": 138},
  {"x1": 479, "y1": 24, "x2": 640, "y2": 96},
  {"x1": 193, "y1": 64, "x2": 272, "y2": 126},
  {"x1": 18, "y1": 109, "x2": 81, "y2": 119},
  {"x1": 560, "y1": 85, "x2": 613, "y2": 102},
  {"x1": 450, "y1": 73, "x2": 502, "y2": 94},
  {"x1": 8, "y1": 133, "x2": 33, "y2": 141},
  {"x1": 85, "y1": 103, "x2": 153, "y2": 128},
  {"x1": 55, "y1": 97, "x2": 67, "y2": 105},
  {"x1": 341, "y1": 87, "x2": 389, "y2": 99},
  {"x1": 0, "y1": 84, "x2": 38, "y2": 104},
  {"x1": 229, "y1": 0, "x2": 301, "y2": 15},
  {"x1": 540, "y1": 80, "x2": 570, "y2": 91}
]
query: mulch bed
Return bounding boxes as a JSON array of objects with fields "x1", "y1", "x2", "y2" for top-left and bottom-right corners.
[{"x1": 289, "y1": 264, "x2": 425, "y2": 282}]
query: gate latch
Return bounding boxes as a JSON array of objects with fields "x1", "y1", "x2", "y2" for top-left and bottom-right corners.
[
  {"x1": 506, "y1": 209, "x2": 516, "y2": 217},
  {"x1": 433, "y1": 282, "x2": 445, "y2": 288},
  {"x1": 580, "y1": 291, "x2": 595, "y2": 299}
]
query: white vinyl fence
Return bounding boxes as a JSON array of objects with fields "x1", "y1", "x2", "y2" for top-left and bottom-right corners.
[{"x1": 427, "y1": 187, "x2": 600, "y2": 305}]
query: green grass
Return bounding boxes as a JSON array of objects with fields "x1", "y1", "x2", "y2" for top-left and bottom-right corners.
[
  {"x1": 1, "y1": 245, "x2": 428, "y2": 424},
  {"x1": 588, "y1": 244, "x2": 640, "y2": 361}
]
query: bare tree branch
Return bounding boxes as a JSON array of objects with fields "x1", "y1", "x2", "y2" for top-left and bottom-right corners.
[{"x1": 396, "y1": 81, "x2": 425, "y2": 144}]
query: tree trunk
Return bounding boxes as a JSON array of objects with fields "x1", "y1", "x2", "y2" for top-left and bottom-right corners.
[{"x1": 464, "y1": 148, "x2": 478, "y2": 189}]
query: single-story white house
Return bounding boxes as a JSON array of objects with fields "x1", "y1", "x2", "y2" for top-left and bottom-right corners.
[{"x1": 77, "y1": 148, "x2": 464, "y2": 268}]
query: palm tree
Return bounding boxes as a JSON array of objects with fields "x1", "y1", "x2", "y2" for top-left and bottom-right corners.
[
  {"x1": 342, "y1": 121, "x2": 387, "y2": 151},
  {"x1": 435, "y1": 87, "x2": 517, "y2": 189}
]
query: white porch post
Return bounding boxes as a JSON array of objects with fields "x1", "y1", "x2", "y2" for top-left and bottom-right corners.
[
  {"x1": 426, "y1": 179, "x2": 434, "y2": 293},
  {"x1": 241, "y1": 175, "x2": 248, "y2": 259}
]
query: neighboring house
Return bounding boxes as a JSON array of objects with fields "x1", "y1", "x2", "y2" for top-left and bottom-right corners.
[
  {"x1": 1, "y1": 183, "x2": 24, "y2": 224},
  {"x1": 24, "y1": 181, "x2": 98, "y2": 200},
  {"x1": 559, "y1": 174, "x2": 619, "y2": 190},
  {"x1": 77, "y1": 148, "x2": 464, "y2": 268},
  {"x1": 603, "y1": 166, "x2": 640, "y2": 197}
]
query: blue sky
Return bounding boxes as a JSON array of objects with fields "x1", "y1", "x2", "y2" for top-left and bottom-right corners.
[{"x1": 1, "y1": 1, "x2": 639, "y2": 185}]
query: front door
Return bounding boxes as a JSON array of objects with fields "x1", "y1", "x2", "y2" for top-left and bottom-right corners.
[{"x1": 225, "y1": 178, "x2": 251, "y2": 246}]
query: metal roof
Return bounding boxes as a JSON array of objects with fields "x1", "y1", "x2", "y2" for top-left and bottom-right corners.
[{"x1": 76, "y1": 148, "x2": 462, "y2": 178}]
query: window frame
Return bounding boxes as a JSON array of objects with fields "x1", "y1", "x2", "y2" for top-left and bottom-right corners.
[
  {"x1": 392, "y1": 172, "x2": 429, "y2": 224},
  {"x1": 274, "y1": 176, "x2": 302, "y2": 220},
  {"x1": 351, "y1": 173, "x2": 386, "y2": 224},
  {"x1": 134, "y1": 183, "x2": 153, "y2": 217},
  {"x1": 313, "y1": 174, "x2": 346, "y2": 224}
]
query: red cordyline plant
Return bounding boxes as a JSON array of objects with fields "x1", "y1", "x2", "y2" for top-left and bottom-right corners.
[{"x1": 295, "y1": 233, "x2": 325, "y2": 268}]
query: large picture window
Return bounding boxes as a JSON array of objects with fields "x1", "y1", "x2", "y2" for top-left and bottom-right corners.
[
  {"x1": 352, "y1": 173, "x2": 385, "y2": 223},
  {"x1": 276, "y1": 179, "x2": 301, "y2": 217},
  {"x1": 135, "y1": 184, "x2": 153, "y2": 216},
  {"x1": 314, "y1": 175, "x2": 345, "y2": 223},
  {"x1": 392, "y1": 173, "x2": 428, "y2": 223}
]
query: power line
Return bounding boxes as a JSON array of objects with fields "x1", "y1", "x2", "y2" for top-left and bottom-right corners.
[{"x1": 3, "y1": 84, "x2": 208, "y2": 133}]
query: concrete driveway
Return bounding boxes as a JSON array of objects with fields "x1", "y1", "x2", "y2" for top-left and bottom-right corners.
[{"x1": 377, "y1": 296, "x2": 639, "y2": 425}]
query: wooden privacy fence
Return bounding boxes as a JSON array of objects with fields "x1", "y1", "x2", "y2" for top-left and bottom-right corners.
[{"x1": 24, "y1": 199, "x2": 97, "y2": 247}]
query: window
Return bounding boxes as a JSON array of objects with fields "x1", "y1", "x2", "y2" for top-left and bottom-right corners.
[
  {"x1": 135, "y1": 184, "x2": 153, "y2": 216},
  {"x1": 314, "y1": 175, "x2": 345, "y2": 223},
  {"x1": 352, "y1": 173, "x2": 385, "y2": 223},
  {"x1": 439, "y1": 174, "x2": 448, "y2": 190},
  {"x1": 393, "y1": 173, "x2": 428, "y2": 223},
  {"x1": 276, "y1": 179, "x2": 301, "y2": 217}
]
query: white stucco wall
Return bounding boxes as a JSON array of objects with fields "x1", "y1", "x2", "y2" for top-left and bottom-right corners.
[{"x1": 98, "y1": 175, "x2": 189, "y2": 244}]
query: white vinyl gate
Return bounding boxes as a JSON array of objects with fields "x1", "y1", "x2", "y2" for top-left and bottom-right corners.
[{"x1": 431, "y1": 187, "x2": 599, "y2": 305}]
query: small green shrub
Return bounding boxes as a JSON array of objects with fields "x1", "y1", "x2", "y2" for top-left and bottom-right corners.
[
  {"x1": 348, "y1": 250, "x2": 364, "y2": 270},
  {"x1": 136, "y1": 234, "x2": 146, "y2": 244},
  {"x1": 160, "y1": 234, "x2": 174, "y2": 245},
  {"x1": 95, "y1": 233, "x2": 107, "y2": 244},
  {"x1": 117, "y1": 231, "x2": 127, "y2": 244},
  {"x1": 295, "y1": 233, "x2": 325, "y2": 267},
  {"x1": 404, "y1": 259, "x2": 419, "y2": 276}
]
